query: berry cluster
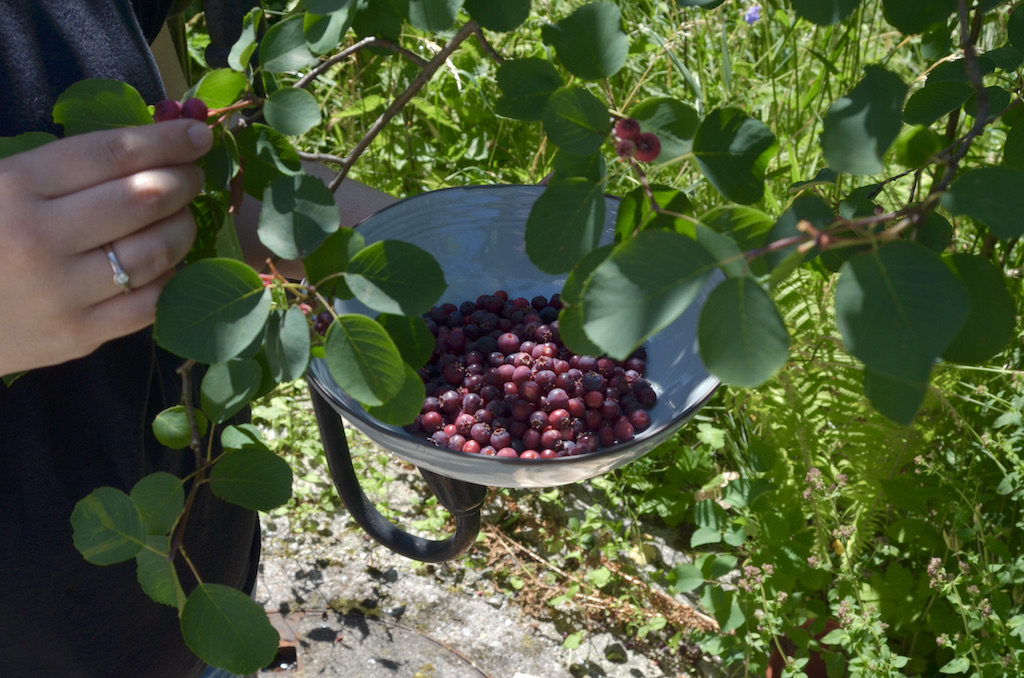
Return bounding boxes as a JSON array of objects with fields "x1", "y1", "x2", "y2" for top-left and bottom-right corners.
[
  {"x1": 614, "y1": 117, "x2": 661, "y2": 163},
  {"x1": 153, "y1": 97, "x2": 209, "y2": 123},
  {"x1": 405, "y1": 292, "x2": 657, "y2": 460}
]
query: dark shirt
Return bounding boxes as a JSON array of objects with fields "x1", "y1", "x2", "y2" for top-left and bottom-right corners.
[{"x1": 0, "y1": 2, "x2": 260, "y2": 676}]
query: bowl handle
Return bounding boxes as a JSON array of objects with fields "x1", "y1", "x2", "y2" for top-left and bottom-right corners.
[{"x1": 308, "y1": 381, "x2": 488, "y2": 562}]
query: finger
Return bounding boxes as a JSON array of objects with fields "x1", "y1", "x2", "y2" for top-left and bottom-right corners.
[
  {"x1": 79, "y1": 270, "x2": 174, "y2": 343},
  {"x1": 45, "y1": 163, "x2": 204, "y2": 254},
  {"x1": 70, "y1": 207, "x2": 197, "y2": 305},
  {"x1": 12, "y1": 119, "x2": 213, "y2": 199}
]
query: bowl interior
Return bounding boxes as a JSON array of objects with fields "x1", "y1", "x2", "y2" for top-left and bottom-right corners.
[{"x1": 308, "y1": 185, "x2": 720, "y2": 488}]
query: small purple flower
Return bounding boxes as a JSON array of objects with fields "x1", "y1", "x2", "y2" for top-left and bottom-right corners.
[{"x1": 745, "y1": 4, "x2": 761, "y2": 25}]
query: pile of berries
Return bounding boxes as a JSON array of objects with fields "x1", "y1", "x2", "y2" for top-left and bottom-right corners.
[
  {"x1": 153, "y1": 97, "x2": 209, "y2": 123},
  {"x1": 614, "y1": 117, "x2": 661, "y2": 163},
  {"x1": 405, "y1": 291, "x2": 657, "y2": 460}
]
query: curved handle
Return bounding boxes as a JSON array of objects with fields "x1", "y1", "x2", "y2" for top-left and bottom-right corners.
[
  {"x1": 203, "y1": 0, "x2": 262, "y2": 68},
  {"x1": 308, "y1": 382, "x2": 488, "y2": 563}
]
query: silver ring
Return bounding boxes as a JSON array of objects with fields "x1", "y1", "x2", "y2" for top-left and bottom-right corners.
[{"x1": 103, "y1": 243, "x2": 131, "y2": 294}]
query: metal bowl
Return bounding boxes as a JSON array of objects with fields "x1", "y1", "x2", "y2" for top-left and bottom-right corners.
[{"x1": 307, "y1": 185, "x2": 720, "y2": 488}]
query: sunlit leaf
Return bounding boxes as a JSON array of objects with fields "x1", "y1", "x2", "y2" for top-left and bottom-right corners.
[
  {"x1": 260, "y1": 15, "x2": 317, "y2": 72},
  {"x1": 71, "y1": 487, "x2": 147, "y2": 565},
  {"x1": 263, "y1": 88, "x2": 321, "y2": 136},
  {"x1": 227, "y1": 8, "x2": 262, "y2": 71},
  {"x1": 152, "y1": 405, "x2": 209, "y2": 450},
  {"x1": 541, "y1": 2, "x2": 629, "y2": 80},
  {"x1": 324, "y1": 314, "x2": 406, "y2": 406},
  {"x1": 265, "y1": 307, "x2": 311, "y2": 382},
  {"x1": 192, "y1": 69, "x2": 247, "y2": 109},
  {"x1": 345, "y1": 240, "x2": 446, "y2": 315},
  {"x1": 181, "y1": 583, "x2": 279, "y2": 675},
  {"x1": 130, "y1": 472, "x2": 185, "y2": 536},
  {"x1": 0, "y1": 131, "x2": 57, "y2": 159},
  {"x1": 629, "y1": 97, "x2": 699, "y2": 160},
  {"x1": 542, "y1": 86, "x2": 610, "y2": 157},
  {"x1": 53, "y1": 79, "x2": 151, "y2": 135}
]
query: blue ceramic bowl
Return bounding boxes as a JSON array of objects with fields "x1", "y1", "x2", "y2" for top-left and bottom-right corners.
[{"x1": 308, "y1": 185, "x2": 720, "y2": 488}]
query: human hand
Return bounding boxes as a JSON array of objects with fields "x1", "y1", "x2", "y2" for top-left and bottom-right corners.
[{"x1": 0, "y1": 119, "x2": 213, "y2": 375}]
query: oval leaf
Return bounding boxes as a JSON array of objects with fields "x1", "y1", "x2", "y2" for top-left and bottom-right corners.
[
  {"x1": 136, "y1": 535, "x2": 185, "y2": 608},
  {"x1": 181, "y1": 583, "x2": 279, "y2": 675},
  {"x1": 541, "y1": 2, "x2": 629, "y2": 80},
  {"x1": 152, "y1": 405, "x2": 209, "y2": 450},
  {"x1": 791, "y1": 0, "x2": 860, "y2": 25},
  {"x1": 53, "y1": 79, "x2": 151, "y2": 135},
  {"x1": 265, "y1": 307, "x2": 312, "y2": 382},
  {"x1": 200, "y1": 358, "x2": 263, "y2": 424},
  {"x1": 130, "y1": 472, "x2": 185, "y2": 536},
  {"x1": 494, "y1": 58, "x2": 563, "y2": 121},
  {"x1": 324, "y1": 314, "x2": 406, "y2": 406},
  {"x1": 258, "y1": 173, "x2": 340, "y2": 259},
  {"x1": 464, "y1": 0, "x2": 530, "y2": 31},
  {"x1": 345, "y1": 240, "x2": 446, "y2": 315},
  {"x1": 525, "y1": 179, "x2": 606, "y2": 274},
  {"x1": 693, "y1": 108, "x2": 778, "y2": 204},
  {"x1": 263, "y1": 87, "x2": 322, "y2": 136},
  {"x1": 364, "y1": 363, "x2": 427, "y2": 425},
  {"x1": 209, "y1": 448, "x2": 293, "y2": 511},
  {"x1": 377, "y1": 313, "x2": 435, "y2": 368},
  {"x1": 698, "y1": 278, "x2": 789, "y2": 387},
  {"x1": 941, "y1": 166, "x2": 1024, "y2": 240},
  {"x1": 542, "y1": 86, "x2": 611, "y2": 157},
  {"x1": 71, "y1": 487, "x2": 147, "y2": 565},
  {"x1": 903, "y1": 81, "x2": 974, "y2": 127},
  {"x1": 835, "y1": 241, "x2": 969, "y2": 385},
  {"x1": 235, "y1": 123, "x2": 304, "y2": 199},
  {"x1": 155, "y1": 259, "x2": 271, "y2": 364},
  {"x1": 260, "y1": 15, "x2": 317, "y2": 73},
  {"x1": 301, "y1": 226, "x2": 362, "y2": 299},
  {"x1": 408, "y1": 0, "x2": 464, "y2": 32},
  {"x1": 941, "y1": 254, "x2": 1016, "y2": 364},
  {"x1": 581, "y1": 230, "x2": 718, "y2": 359},
  {"x1": 193, "y1": 69, "x2": 248, "y2": 109},
  {"x1": 821, "y1": 65, "x2": 908, "y2": 175},
  {"x1": 630, "y1": 97, "x2": 699, "y2": 161}
]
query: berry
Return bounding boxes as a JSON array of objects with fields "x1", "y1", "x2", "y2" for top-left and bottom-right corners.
[
  {"x1": 153, "y1": 99, "x2": 183, "y2": 122},
  {"x1": 615, "y1": 117, "x2": 642, "y2": 141},
  {"x1": 182, "y1": 98, "x2": 209, "y2": 121},
  {"x1": 634, "y1": 132, "x2": 661, "y2": 162},
  {"x1": 616, "y1": 139, "x2": 636, "y2": 161}
]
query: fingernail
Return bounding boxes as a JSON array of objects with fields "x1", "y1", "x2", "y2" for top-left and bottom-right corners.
[{"x1": 188, "y1": 121, "x2": 213, "y2": 150}]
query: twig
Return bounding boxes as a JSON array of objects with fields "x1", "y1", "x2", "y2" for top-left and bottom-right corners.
[
  {"x1": 327, "y1": 20, "x2": 481, "y2": 191},
  {"x1": 294, "y1": 36, "x2": 427, "y2": 90},
  {"x1": 474, "y1": 26, "x2": 505, "y2": 65}
]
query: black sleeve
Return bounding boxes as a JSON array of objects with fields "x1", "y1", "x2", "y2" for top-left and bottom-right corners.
[{"x1": 130, "y1": 0, "x2": 175, "y2": 43}]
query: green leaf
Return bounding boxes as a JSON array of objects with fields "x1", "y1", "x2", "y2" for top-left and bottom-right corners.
[
  {"x1": 304, "y1": 7, "x2": 356, "y2": 55},
  {"x1": 265, "y1": 307, "x2": 312, "y2": 382},
  {"x1": 525, "y1": 179, "x2": 606, "y2": 274},
  {"x1": 693, "y1": 107, "x2": 778, "y2": 204},
  {"x1": 263, "y1": 87, "x2": 321, "y2": 136},
  {"x1": 345, "y1": 240, "x2": 446, "y2": 315},
  {"x1": 221, "y1": 424, "x2": 271, "y2": 452},
  {"x1": 324, "y1": 314, "x2": 406, "y2": 406},
  {"x1": 181, "y1": 583, "x2": 279, "y2": 675},
  {"x1": 364, "y1": 362, "x2": 427, "y2": 426},
  {"x1": 305, "y1": 0, "x2": 355, "y2": 12},
  {"x1": 698, "y1": 277, "x2": 789, "y2": 387},
  {"x1": 882, "y1": 0, "x2": 956, "y2": 34},
  {"x1": 690, "y1": 526, "x2": 722, "y2": 547},
  {"x1": 201, "y1": 358, "x2": 263, "y2": 424},
  {"x1": 542, "y1": 86, "x2": 610, "y2": 157},
  {"x1": 939, "y1": 657, "x2": 971, "y2": 674},
  {"x1": 1005, "y1": 119, "x2": 1024, "y2": 171},
  {"x1": 964, "y1": 85, "x2": 1011, "y2": 122},
  {"x1": 586, "y1": 566, "x2": 613, "y2": 588},
  {"x1": 941, "y1": 166, "x2": 1024, "y2": 240},
  {"x1": 835, "y1": 241, "x2": 969, "y2": 386},
  {"x1": 70, "y1": 487, "x2": 147, "y2": 565},
  {"x1": 941, "y1": 254, "x2": 1016, "y2": 364},
  {"x1": 228, "y1": 8, "x2": 262, "y2": 72},
  {"x1": 257, "y1": 173, "x2": 339, "y2": 259},
  {"x1": 699, "y1": 205, "x2": 775, "y2": 277},
  {"x1": 791, "y1": 0, "x2": 860, "y2": 25},
  {"x1": 541, "y1": 2, "x2": 629, "y2": 81},
  {"x1": 580, "y1": 230, "x2": 717, "y2": 360},
  {"x1": 0, "y1": 131, "x2": 57, "y2": 159},
  {"x1": 136, "y1": 535, "x2": 185, "y2": 608},
  {"x1": 551, "y1": 149, "x2": 607, "y2": 184},
  {"x1": 614, "y1": 184, "x2": 693, "y2": 242},
  {"x1": 209, "y1": 448, "x2": 293, "y2": 511},
  {"x1": 235, "y1": 123, "x2": 303, "y2": 199},
  {"x1": 193, "y1": 69, "x2": 248, "y2": 109},
  {"x1": 201, "y1": 128, "x2": 241, "y2": 193},
  {"x1": 260, "y1": 15, "x2": 317, "y2": 72},
  {"x1": 1011, "y1": 5, "x2": 1024, "y2": 54},
  {"x1": 629, "y1": 97, "x2": 700, "y2": 161},
  {"x1": 377, "y1": 313, "x2": 434, "y2": 368},
  {"x1": 821, "y1": 65, "x2": 908, "y2": 175},
  {"x1": 765, "y1": 193, "x2": 833, "y2": 271},
  {"x1": 154, "y1": 258, "x2": 271, "y2": 364},
  {"x1": 408, "y1": 0, "x2": 464, "y2": 32},
  {"x1": 557, "y1": 245, "x2": 615, "y2": 357},
  {"x1": 494, "y1": 58, "x2": 563, "y2": 121},
  {"x1": 130, "y1": 472, "x2": 185, "y2": 535},
  {"x1": 894, "y1": 124, "x2": 942, "y2": 168},
  {"x1": 153, "y1": 405, "x2": 209, "y2": 449},
  {"x1": 672, "y1": 563, "x2": 705, "y2": 592},
  {"x1": 464, "y1": 0, "x2": 530, "y2": 31},
  {"x1": 301, "y1": 227, "x2": 362, "y2": 299},
  {"x1": 700, "y1": 586, "x2": 745, "y2": 633},
  {"x1": 53, "y1": 79, "x2": 151, "y2": 135}
]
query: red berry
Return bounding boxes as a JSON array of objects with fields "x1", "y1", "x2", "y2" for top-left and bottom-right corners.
[
  {"x1": 616, "y1": 139, "x2": 636, "y2": 161},
  {"x1": 634, "y1": 132, "x2": 661, "y2": 162},
  {"x1": 615, "y1": 117, "x2": 642, "y2": 141},
  {"x1": 153, "y1": 99, "x2": 183, "y2": 122},
  {"x1": 182, "y1": 98, "x2": 209, "y2": 121}
]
